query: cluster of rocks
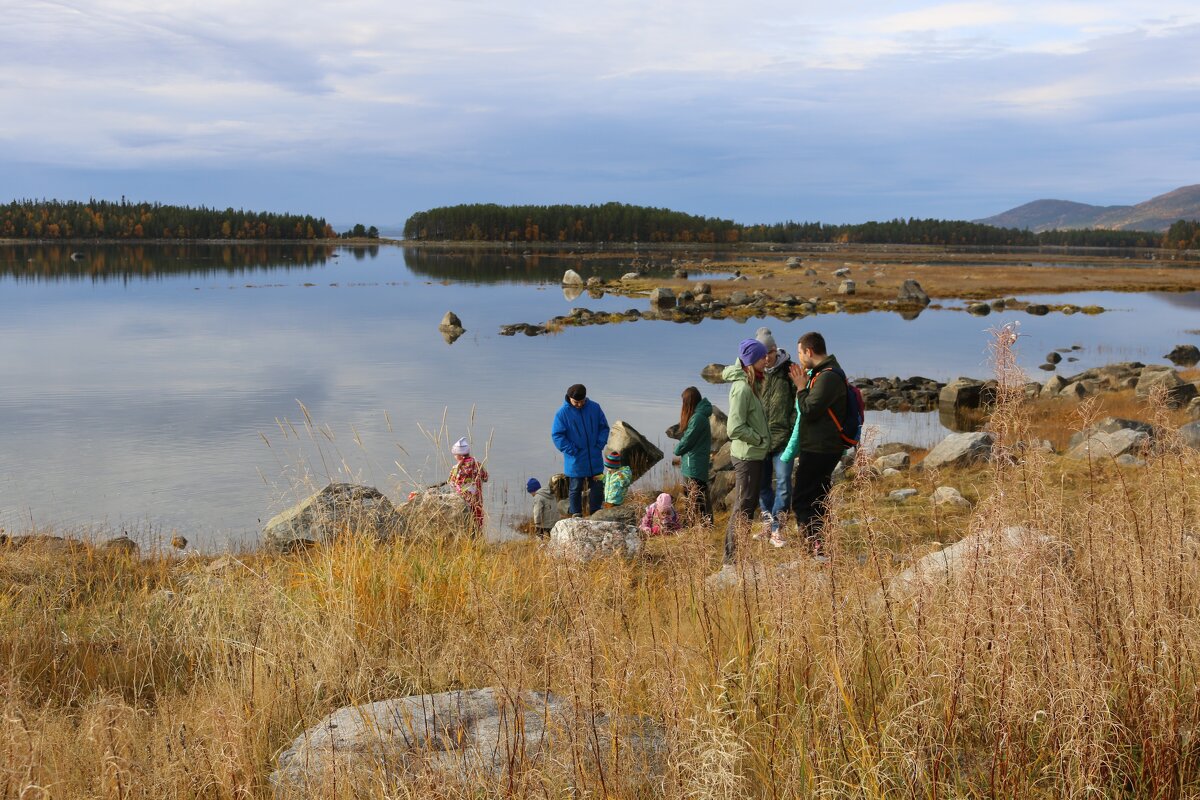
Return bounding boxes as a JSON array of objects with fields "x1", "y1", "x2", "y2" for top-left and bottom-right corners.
[
  {"x1": 856, "y1": 376, "x2": 944, "y2": 412},
  {"x1": 1037, "y1": 362, "x2": 1199, "y2": 409}
]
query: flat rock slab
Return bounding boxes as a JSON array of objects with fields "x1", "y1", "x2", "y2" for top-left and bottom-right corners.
[
  {"x1": 1066, "y1": 428, "x2": 1150, "y2": 460},
  {"x1": 270, "y1": 688, "x2": 663, "y2": 797}
]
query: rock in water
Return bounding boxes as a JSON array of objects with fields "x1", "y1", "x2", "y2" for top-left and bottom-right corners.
[
  {"x1": 896, "y1": 279, "x2": 931, "y2": 307},
  {"x1": 270, "y1": 687, "x2": 664, "y2": 796},
  {"x1": 605, "y1": 420, "x2": 664, "y2": 484},
  {"x1": 649, "y1": 287, "x2": 676, "y2": 309},
  {"x1": 262, "y1": 483, "x2": 402, "y2": 552},
  {"x1": 1165, "y1": 344, "x2": 1200, "y2": 365},
  {"x1": 439, "y1": 311, "x2": 463, "y2": 329},
  {"x1": 561, "y1": 269, "x2": 584, "y2": 286},
  {"x1": 700, "y1": 363, "x2": 727, "y2": 384},
  {"x1": 549, "y1": 518, "x2": 641, "y2": 561}
]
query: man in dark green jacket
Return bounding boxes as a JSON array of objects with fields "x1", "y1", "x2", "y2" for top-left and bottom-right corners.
[{"x1": 786, "y1": 331, "x2": 848, "y2": 551}]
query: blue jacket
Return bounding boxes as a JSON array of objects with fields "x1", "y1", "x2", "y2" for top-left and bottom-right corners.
[{"x1": 551, "y1": 396, "x2": 610, "y2": 478}]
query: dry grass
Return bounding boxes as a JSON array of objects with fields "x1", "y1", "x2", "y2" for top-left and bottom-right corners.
[{"x1": 4, "y1": 346, "x2": 1200, "y2": 797}]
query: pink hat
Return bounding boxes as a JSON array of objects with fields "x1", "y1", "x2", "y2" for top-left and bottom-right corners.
[{"x1": 655, "y1": 493, "x2": 673, "y2": 513}]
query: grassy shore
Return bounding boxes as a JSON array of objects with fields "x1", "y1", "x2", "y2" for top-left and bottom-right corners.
[{"x1": 3, "y1": 366, "x2": 1200, "y2": 796}]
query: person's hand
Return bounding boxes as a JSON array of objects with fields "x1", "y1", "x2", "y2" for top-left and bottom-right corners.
[{"x1": 788, "y1": 362, "x2": 806, "y2": 388}]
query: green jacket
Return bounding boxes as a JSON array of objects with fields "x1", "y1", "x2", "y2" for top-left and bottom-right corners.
[
  {"x1": 761, "y1": 349, "x2": 797, "y2": 453},
  {"x1": 673, "y1": 397, "x2": 712, "y2": 481},
  {"x1": 783, "y1": 354, "x2": 848, "y2": 457},
  {"x1": 723, "y1": 364, "x2": 770, "y2": 462}
]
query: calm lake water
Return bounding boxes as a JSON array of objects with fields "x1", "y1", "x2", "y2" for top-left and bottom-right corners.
[{"x1": 1, "y1": 243, "x2": 1196, "y2": 549}]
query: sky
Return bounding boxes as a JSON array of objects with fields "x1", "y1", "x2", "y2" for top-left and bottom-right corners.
[{"x1": 3, "y1": 1, "x2": 1199, "y2": 229}]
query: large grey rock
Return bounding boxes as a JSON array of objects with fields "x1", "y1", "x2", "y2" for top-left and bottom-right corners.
[
  {"x1": 837, "y1": 279, "x2": 856, "y2": 295},
  {"x1": 561, "y1": 269, "x2": 584, "y2": 286},
  {"x1": 938, "y1": 378, "x2": 993, "y2": 414},
  {"x1": 439, "y1": 311, "x2": 463, "y2": 330},
  {"x1": 1040, "y1": 375, "x2": 1068, "y2": 397},
  {"x1": 1180, "y1": 421, "x2": 1200, "y2": 450},
  {"x1": 1067, "y1": 418, "x2": 1155, "y2": 451},
  {"x1": 711, "y1": 440, "x2": 733, "y2": 473},
  {"x1": 709, "y1": 471, "x2": 735, "y2": 509},
  {"x1": 1136, "y1": 367, "x2": 1199, "y2": 408},
  {"x1": 262, "y1": 483, "x2": 402, "y2": 552},
  {"x1": 873, "y1": 452, "x2": 910, "y2": 472},
  {"x1": 549, "y1": 518, "x2": 641, "y2": 561},
  {"x1": 931, "y1": 486, "x2": 970, "y2": 508},
  {"x1": 393, "y1": 487, "x2": 474, "y2": 537},
  {"x1": 922, "y1": 432, "x2": 994, "y2": 470},
  {"x1": 710, "y1": 406, "x2": 729, "y2": 445},
  {"x1": 885, "y1": 526, "x2": 1071, "y2": 604},
  {"x1": 605, "y1": 420, "x2": 664, "y2": 484},
  {"x1": 649, "y1": 287, "x2": 676, "y2": 309},
  {"x1": 897, "y1": 279, "x2": 931, "y2": 307},
  {"x1": 270, "y1": 688, "x2": 663, "y2": 796},
  {"x1": 700, "y1": 363, "x2": 727, "y2": 384},
  {"x1": 888, "y1": 488, "x2": 918, "y2": 502},
  {"x1": 1066, "y1": 428, "x2": 1149, "y2": 460}
]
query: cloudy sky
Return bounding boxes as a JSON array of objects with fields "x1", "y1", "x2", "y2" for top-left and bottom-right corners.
[{"x1": 3, "y1": 1, "x2": 1198, "y2": 228}]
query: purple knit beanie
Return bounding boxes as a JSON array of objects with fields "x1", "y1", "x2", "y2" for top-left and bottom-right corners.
[{"x1": 738, "y1": 338, "x2": 767, "y2": 367}]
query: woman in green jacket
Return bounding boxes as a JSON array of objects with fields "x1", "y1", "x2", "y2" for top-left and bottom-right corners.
[
  {"x1": 674, "y1": 387, "x2": 712, "y2": 522},
  {"x1": 722, "y1": 338, "x2": 772, "y2": 562}
]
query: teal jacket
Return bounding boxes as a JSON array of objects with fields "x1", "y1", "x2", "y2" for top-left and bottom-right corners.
[
  {"x1": 723, "y1": 364, "x2": 769, "y2": 462},
  {"x1": 673, "y1": 397, "x2": 712, "y2": 481}
]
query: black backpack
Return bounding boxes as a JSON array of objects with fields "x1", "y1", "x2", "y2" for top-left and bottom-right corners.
[{"x1": 807, "y1": 366, "x2": 864, "y2": 448}]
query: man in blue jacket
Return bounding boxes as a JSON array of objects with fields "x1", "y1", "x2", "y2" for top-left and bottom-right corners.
[{"x1": 551, "y1": 383, "x2": 610, "y2": 516}]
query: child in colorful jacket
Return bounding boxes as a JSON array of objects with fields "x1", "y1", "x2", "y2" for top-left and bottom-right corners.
[
  {"x1": 639, "y1": 493, "x2": 681, "y2": 536},
  {"x1": 602, "y1": 450, "x2": 633, "y2": 507},
  {"x1": 448, "y1": 437, "x2": 488, "y2": 531}
]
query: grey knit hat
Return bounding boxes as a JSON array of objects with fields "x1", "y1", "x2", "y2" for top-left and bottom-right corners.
[{"x1": 755, "y1": 327, "x2": 777, "y2": 351}]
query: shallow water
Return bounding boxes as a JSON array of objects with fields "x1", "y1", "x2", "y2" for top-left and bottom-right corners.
[{"x1": 0, "y1": 243, "x2": 1196, "y2": 549}]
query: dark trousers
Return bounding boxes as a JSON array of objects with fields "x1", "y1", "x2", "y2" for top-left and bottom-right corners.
[
  {"x1": 682, "y1": 476, "x2": 712, "y2": 523},
  {"x1": 726, "y1": 456, "x2": 764, "y2": 563},
  {"x1": 791, "y1": 450, "x2": 842, "y2": 544},
  {"x1": 568, "y1": 476, "x2": 603, "y2": 516}
]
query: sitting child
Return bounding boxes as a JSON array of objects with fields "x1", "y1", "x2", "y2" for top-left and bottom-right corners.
[
  {"x1": 527, "y1": 477, "x2": 558, "y2": 538},
  {"x1": 448, "y1": 437, "x2": 488, "y2": 531},
  {"x1": 639, "y1": 493, "x2": 681, "y2": 536},
  {"x1": 602, "y1": 450, "x2": 633, "y2": 507}
]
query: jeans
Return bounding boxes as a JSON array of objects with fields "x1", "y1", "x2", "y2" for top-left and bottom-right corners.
[
  {"x1": 568, "y1": 476, "x2": 604, "y2": 516},
  {"x1": 791, "y1": 450, "x2": 842, "y2": 544},
  {"x1": 725, "y1": 456, "x2": 764, "y2": 564},
  {"x1": 758, "y1": 450, "x2": 793, "y2": 531}
]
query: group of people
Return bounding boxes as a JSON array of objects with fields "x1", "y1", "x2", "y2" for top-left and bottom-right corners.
[{"x1": 446, "y1": 329, "x2": 852, "y2": 561}]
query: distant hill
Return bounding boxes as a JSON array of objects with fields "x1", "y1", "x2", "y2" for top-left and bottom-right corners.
[{"x1": 977, "y1": 184, "x2": 1200, "y2": 232}]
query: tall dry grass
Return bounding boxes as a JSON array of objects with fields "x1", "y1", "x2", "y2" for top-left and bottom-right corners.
[{"x1": 3, "y1": 330, "x2": 1200, "y2": 797}]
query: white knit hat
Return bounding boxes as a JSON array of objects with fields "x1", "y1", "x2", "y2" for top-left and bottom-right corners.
[{"x1": 451, "y1": 437, "x2": 470, "y2": 455}]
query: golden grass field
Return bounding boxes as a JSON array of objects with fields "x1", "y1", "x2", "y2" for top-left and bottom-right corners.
[{"x1": 3, "y1": 341, "x2": 1200, "y2": 798}]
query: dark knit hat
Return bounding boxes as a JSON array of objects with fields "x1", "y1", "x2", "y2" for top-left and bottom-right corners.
[
  {"x1": 526, "y1": 478, "x2": 541, "y2": 493},
  {"x1": 603, "y1": 450, "x2": 622, "y2": 469},
  {"x1": 738, "y1": 338, "x2": 767, "y2": 367}
]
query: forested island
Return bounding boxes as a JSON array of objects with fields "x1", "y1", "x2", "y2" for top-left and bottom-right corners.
[
  {"x1": 0, "y1": 199, "x2": 376, "y2": 241},
  {"x1": 405, "y1": 202, "x2": 1197, "y2": 249}
]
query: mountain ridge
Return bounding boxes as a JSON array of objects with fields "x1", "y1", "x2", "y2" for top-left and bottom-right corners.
[{"x1": 977, "y1": 184, "x2": 1200, "y2": 232}]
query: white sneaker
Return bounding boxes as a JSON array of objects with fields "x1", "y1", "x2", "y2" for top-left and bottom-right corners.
[{"x1": 769, "y1": 533, "x2": 787, "y2": 548}]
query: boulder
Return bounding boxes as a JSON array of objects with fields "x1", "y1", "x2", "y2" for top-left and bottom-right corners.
[
  {"x1": 1059, "y1": 381, "x2": 1089, "y2": 399},
  {"x1": 1165, "y1": 344, "x2": 1200, "y2": 366},
  {"x1": 439, "y1": 311, "x2": 463, "y2": 330},
  {"x1": 102, "y1": 535, "x2": 139, "y2": 556},
  {"x1": 605, "y1": 420, "x2": 664, "y2": 484},
  {"x1": 620, "y1": 272, "x2": 640, "y2": 281},
  {"x1": 834, "y1": 267, "x2": 851, "y2": 278},
  {"x1": 1040, "y1": 375, "x2": 1068, "y2": 397},
  {"x1": 561, "y1": 269, "x2": 584, "y2": 286},
  {"x1": 896, "y1": 279, "x2": 931, "y2": 307},
  {"x1": 709, "y1": 406, "x2": 730, "y2": 445},
  {"x1": 270, "y1": 688, "x2": 663, "y2": 796},
  {"x1": 1067, "y1": 418, "x2": 1155, "y2": 451},
  {"x1": 873, "y1": 452, "x2": 910, "y2": 472},
  {"x1": 711, "y1": 440, "x2": 733, "y2": 473},
  {"x1": 1045, "y1": 351, "x2": 1062, "y2": 365},
  {"x1": 700, "y1": 363, "x2": 727, "y2": 384},
  {"x1": 966, "y1": 302, "x2": 991, "y2": 316},
  {"x1": 885, "y1": 526, "x2": 1071, "y2": 604},
  {"x1": 393, "y1": 487, "x2": 475, "y2": 537},
  {"x1": 921, "y1": 432, "x2": 994, "y2": 470},
  {"x1": 1188, "y1": 397, "x2": 1200, "y2": 420},
  {"x1": 649, "y1": 287, "x2": 676, "y2": 309},
  {"x1": 1136, "y1": 367, "x2": 1199, "y2": 408},
  {"x1": 1180, "y1": 421, "x2": 1200, "y2": 450},
  {"x1": 875, "y1": 442, "x2": 918, "y2": 457},
  {"x1": 1026, "y1": 304, "x2": 1050, "y2": 316},
  {"x1": 262, "y1": 483, "x2": 402, "y2": 552},
  {"x1": 888, "y1": 488, "x2": 918, "y2": 502},
  {"x1": 837, "y1": 280, "x2": 856, "y2": 295},
  {"x1": 785, "y1": 257, "x2": 802, "y2": 269},
  {"x1": 729, "y1": 290, "x2": 750, "y2": 305},
  {"x1": 549, "y1": 518, "x2": 641, "y2": 561},
  {"x1": 709, "y1": 470, "x2": 735, "y2": 507},
  {"x1": 938, "y1": 378, "x2": 991, "y2": 414},
  {"x1": 1066, "y1": 428, "x2": 1150, "y2": 460},
  {"x1": 931, "y1": 486, "x2": 970, "y2": 508},
  {"x1": 585, "y1": 276, "x2": 603, "y2": 289},
  {"x1": 589, "y1": 504, "x2": 639, "y2": 526}
]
